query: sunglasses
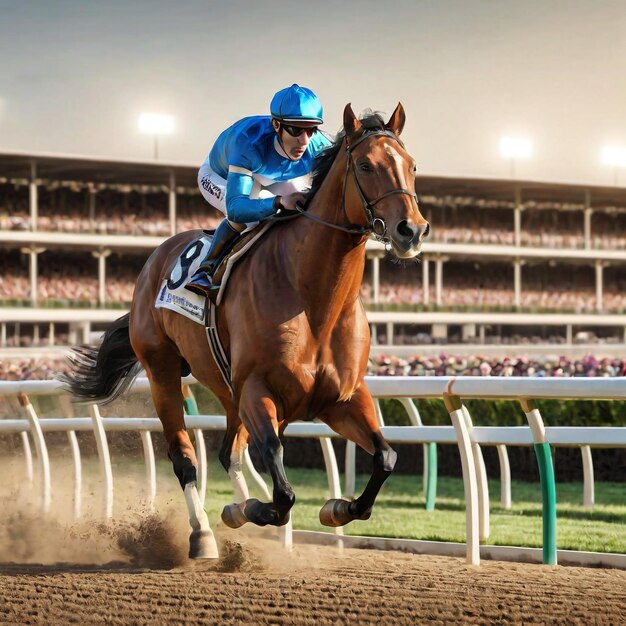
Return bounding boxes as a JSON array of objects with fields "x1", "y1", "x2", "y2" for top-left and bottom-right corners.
[{"x1": 281, "y1": 124, "x2": 318, "y2": 138}]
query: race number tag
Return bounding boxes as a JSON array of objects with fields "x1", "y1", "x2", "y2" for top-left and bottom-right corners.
[
  {"x1": 167, "y1": 239, "x2": 207, "y2": 290},
  {"x1": 155, "y1": 235, "x2": 213, "y2": 324}
]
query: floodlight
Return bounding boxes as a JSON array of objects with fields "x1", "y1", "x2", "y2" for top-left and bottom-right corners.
[
  {"x1": 138, "y1": 113, "x2": 175, "y2": 135},
  {"x1": 500, "y1": 136, "x2": 532, "y2": 159},
  {"x1": 601, "y1": 146, "x2": 626, "y2": 167},
  {"x1": 138, "y1": 112, "x2": 175, "y2": 160}
]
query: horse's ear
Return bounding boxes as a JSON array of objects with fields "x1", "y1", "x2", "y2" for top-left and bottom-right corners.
[
  {"x1": 385, "y1": 102, "x2": 406, "y2": 136},
  {"x1": 343, "y1": 103, "x2": 362, "y2": 142}
]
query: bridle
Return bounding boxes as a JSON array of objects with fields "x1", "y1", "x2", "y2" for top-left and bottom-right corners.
[{"x1": 294, "y1": 129, "x2": 419, "y2": 242}]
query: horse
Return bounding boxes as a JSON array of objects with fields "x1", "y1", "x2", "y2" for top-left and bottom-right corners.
[{"x1": 61, "y1": 103, "x2": 430, "y2": 559}]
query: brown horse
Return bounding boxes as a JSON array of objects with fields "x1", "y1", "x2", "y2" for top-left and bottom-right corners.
[{"x1": 62, "y1": 103, "x2": 429, "y2": 559}]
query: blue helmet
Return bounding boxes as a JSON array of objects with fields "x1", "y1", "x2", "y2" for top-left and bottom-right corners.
[{"x1": 270, "y1": 84, "x2": 323, "y2": 125}]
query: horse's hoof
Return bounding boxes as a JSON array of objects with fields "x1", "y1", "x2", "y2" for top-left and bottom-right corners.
[
  {"x1": 189, "y1": 529, "x2": 219, "y2": 559},
  {"x1": 275, "y1": 511, "x2": 291, "y2": 527},
  {"x1": 319, "y1": 498, "x2": 353, "y2": 527},
  {"x1": 240, "y1": 498, "x2": 277, "y2": 527},
  {"x1": 221, "y1": 502, "x2": 248, "y2": 529}
]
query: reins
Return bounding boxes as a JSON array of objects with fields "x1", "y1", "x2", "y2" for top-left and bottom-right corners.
[{"x1": 293, "y1": 129, "x2": 418, "y2": 242}]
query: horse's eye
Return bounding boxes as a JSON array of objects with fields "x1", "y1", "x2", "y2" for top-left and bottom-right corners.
[{"x1": 359, "y1": 162, "x2": 373, "y2": 172}]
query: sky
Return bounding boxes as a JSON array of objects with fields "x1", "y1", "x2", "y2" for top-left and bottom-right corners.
[{"x1": 1, "y1": 0, "x2": 626, "y2": 186}]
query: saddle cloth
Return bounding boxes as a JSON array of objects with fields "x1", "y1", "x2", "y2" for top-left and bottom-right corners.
[{"x1": 154, "y1": 221, "x2": 273, "y2": 324}]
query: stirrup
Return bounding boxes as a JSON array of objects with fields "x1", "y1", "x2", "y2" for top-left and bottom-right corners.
[{"x1": 185, "y1": 271, "x2": 213, "y2": 296}]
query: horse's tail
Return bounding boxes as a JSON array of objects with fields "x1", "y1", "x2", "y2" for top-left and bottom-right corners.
[{"x1": 59, "y1": 313, "x2": 143, "y2": 405}]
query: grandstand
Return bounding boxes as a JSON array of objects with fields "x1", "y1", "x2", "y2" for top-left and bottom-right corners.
[{"x1": 1, "y1": 150, "x2": 626, "y2": 359}]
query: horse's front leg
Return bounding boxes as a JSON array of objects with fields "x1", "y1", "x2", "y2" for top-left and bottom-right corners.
[
  {"x1": 218, "y1": 419, "x2": 251, "y2": 505},
  {"x1": 318, "y1": 385, "x2": 396, "y2": 527},
  {"x1": 221, "y1": 376, "x2": 295, "y2": 528}
]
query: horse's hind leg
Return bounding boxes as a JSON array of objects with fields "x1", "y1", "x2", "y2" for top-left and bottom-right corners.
[
  {"x1": 140, "y1": 347, "x2": 218, "y2": 559},
  {"x1": 318, "y1": 386, "x2": 396, "y2": 527}
]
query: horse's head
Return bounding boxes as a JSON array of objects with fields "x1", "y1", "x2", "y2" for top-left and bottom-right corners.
[{"x1": 343, "y1": 103, "x2": 429, "y2": 258}]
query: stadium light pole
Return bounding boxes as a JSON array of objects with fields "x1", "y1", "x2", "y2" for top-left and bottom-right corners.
[
  {"x1": 500, "y1": 136, "x2": 533, "y2": 179},
  {"x1": 601, "y1": 146, "x2": 626, "y2": 186},
  {"x1": 138, "y1": 113, "x2": 175, "y2": 160}
]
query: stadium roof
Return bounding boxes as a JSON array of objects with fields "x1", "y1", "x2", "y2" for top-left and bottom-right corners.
[
  {"x1": 416, "y1": 174, "x2": 626, "y2": 208},
  {"x1": 0, "y1": 149, "x2": 198, "y2": 187}
]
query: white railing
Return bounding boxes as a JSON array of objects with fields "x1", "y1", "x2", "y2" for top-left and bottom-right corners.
[{"x1": 0, "y1": 376, "x2": 625, "y2": 568}]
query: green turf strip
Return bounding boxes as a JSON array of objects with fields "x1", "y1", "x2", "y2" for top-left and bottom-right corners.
[{"x1": 179, "y1": 460, "x2": 625, "y2": 555}]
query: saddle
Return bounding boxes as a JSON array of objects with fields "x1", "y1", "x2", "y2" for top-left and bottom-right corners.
[
  {"x1": 208, "y1": 222, "x2": 270, "y2": 301},
  {"x1": 208, "y1": 210, "x2": 301, "y2": 300},
  {"x1": 156, "y1": 214, "x2": 300, "y2": 325}
]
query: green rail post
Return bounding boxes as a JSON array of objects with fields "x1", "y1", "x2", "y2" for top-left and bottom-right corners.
[
  {"x1": 425, "y1": 442, "x2": 437, "y2": 511},
  {"x1": 183, "y1": 384, "x2": 199, "y2": 415},
  {"x1": 398, "y1": 398, "x2": 438, "y2": 512},
  {"x1": 534, "y1": 441, "x2": 557, "y2": 565},
  {"x1": 521, "y1": 398, "x2": 557, "y2": 566}
]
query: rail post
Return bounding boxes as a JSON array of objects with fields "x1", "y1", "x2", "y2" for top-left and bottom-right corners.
[
  {"x1": 344, "y1": 441, "x2": 356, "y2": 499},
  {"x1": 89, "y1": 404, "x2": 113, "y2": 519},
  {"x1": 581, "y1": 446, "x2": 594, "y2": 507},
  {"x1": 18, "y1": 393, "x2": 51, "y2": 514},
  {"x1": 496, "y1": 445, "x2": 512, "y2": 509},
  {"x1": 399, "y1": 397, "x2": 437, "y2": 511},
  {"x1": 58, "y1": 394, "x2": 82, "y2": 519},
  {"x1": 462, "y1": 404, "x2": 490, "y2": 541},
  {"x1": 520, "y1": 398, "x2": 557, "y2": 566},
  {"x1": 320, "y1": 437, "x2": 344, "y2": 548},
  {"x1": 140, "y1": 430, "x2": 156, "y2": 510},
  {"x1": 444, "y1": 392, "x2": 480, "y2": 565}
]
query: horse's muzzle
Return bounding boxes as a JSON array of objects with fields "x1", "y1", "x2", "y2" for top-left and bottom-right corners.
[{"x1": 391, "y1": 220, "x2": 430, "y2": 258}]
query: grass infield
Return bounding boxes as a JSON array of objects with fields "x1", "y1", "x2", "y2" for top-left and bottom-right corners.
[{"x1": 162, "y1": 460, "x2": 625, "y2": 555}]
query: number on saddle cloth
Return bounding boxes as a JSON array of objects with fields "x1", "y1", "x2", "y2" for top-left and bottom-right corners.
[{"x1": 167, "y1": 239, "x2": 206, "y2": 290}]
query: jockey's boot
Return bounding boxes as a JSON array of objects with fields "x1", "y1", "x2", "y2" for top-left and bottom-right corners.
[{"x1": 185, "y1": 219, "x2": 240, "y2": 298}]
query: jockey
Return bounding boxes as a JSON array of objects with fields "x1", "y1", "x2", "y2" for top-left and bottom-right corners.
[{"x1": 186, "y1": 84, "x2": 332, "y2": 298}]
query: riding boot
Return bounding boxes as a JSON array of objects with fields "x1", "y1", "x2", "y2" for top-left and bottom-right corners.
[{"x1": 185, "y1": 219, "x2": 240, "y2": 297}]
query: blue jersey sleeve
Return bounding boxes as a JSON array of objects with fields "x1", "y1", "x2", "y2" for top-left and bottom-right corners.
[{"x1": 225, "y1": 169, "x2": 276, "y2": 222}]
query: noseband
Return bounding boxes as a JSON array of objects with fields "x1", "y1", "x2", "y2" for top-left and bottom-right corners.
[{"x1": 295, "y1": 129, "x2": 418, "y2": 241}]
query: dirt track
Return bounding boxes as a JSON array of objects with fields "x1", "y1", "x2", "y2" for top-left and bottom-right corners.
[
  {"x1": 0, "y1": 458, "x2": 624, "y2": 625},
  {"x1": 1, "y1": 534, "x2": 625, "y2": 625}
]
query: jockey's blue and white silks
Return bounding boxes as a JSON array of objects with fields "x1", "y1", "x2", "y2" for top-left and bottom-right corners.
[{"x1": 198, "y1": 115, "x2": 331, "y2": 223}]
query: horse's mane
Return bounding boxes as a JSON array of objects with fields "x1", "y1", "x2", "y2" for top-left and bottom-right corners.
[{"x1": 305, "y1": 110, "x2": 387, "y2": 207}]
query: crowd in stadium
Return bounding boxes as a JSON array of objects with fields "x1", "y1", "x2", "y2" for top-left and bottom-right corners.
[
  {"x1": 2, "y1": 354, "x2": 624, "y2": 381},
  {"x1": 0, "y1": 248, "x2": 148, "y2": 302},
  {"x1": 370, "y1": 353, "x2": 626, "y2": 377},
  {"x1": 2, "y1": 211, "x2": 626, "y2": 249},
  {"x1": 0, "y1": 359, "x2": 58, "y2": 381},
  {"x1": 360, "y1": 258, "x2": 626, "y2": 312},
  {"x1": 436, "y1": 227, "x2": 626, "y2": 249},
  {"x1": 0, "y1": 187, "x2": 223, "y2": 236},
  {"x1": 361, "y1": 283, "x2": 626, "y2": 313},
  {"x1": 2, "y1": 184, "x2": 626, "y2": 249},
  {"x1": 2, "y1": 251, "x2": 625, "y2": 313},
  {"x1": 419, "y1": 201, "x2": 626, "y2": 250}
]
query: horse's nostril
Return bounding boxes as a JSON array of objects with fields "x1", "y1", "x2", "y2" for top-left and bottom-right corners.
[
  {"x1": 422, "y1": 222, "x2": 430, "y2": 240},
  {"x1": 396, "y1": 220, "x2": 415, "y2": 239}
]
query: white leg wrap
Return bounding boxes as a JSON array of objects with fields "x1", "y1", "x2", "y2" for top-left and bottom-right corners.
[
  {"x1": 184, "y1": 483, "x2": 219, "y2": 559},
  {"x1": 184, "y1": 483, "x2": 210, "y2": 531},
  {"x1": 228, "y1": 451, "x2": 250, "y2": 504}
]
